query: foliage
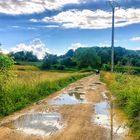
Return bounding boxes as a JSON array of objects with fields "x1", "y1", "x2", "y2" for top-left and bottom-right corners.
[
  {"x1": 80, "y1": 66, "x2": 95, "y2": 72},
  {"x1": 42, "y1": 53, "x2": 58, "y2": 69},
  {"x1": 0, "y1": 70, "x2": 90, "y2": 116},
  {"x1": 41, "y1": 47, "x2": 140, "y2": 71},
  {"x1": 0, "y1": 53, "x2": 14, "y2": 115},
  {"x1": 9, "y1": 51, "x2": 38, "y2": 62},
  {"x1": 7, "y1": 46, "x2": 140, "y2": 71},
  {"x1": 102, "y1": 64, "x2": 140, "y2": 74},
  {"x1": 74, "y1": 48, "x2": 101, "y2": 68},
  {"x1": 101, "y1": 72, "x2": 140, "y2": 139},
  {"x1": 0, "y1": 53, "x2": 14, "y2": 72},
  {"x1": 15, "y1": 61, "x2": 42, "y2": 67}
]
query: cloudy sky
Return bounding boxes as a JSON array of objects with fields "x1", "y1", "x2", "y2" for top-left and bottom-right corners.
[{"x1": 0, "y1": 0, "x2": 140, "y2": 58}]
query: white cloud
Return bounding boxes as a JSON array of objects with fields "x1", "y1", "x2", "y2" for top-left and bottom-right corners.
[
  {"x1": 127, "y1": 46, "x2": 140, "y2": 50},
  {"x1": 98, "y1": 41, "x2": 110, "y2": 47},
  {"x1": 0, "y1": 0, "x2": 80, "y2": 15},
  {"x1": 12, "y1": 25, "x2": 20, "y2": 28},
  {"x1": 134, "y1": 47, "x2": 140, "y2": 50},
  {"x1": 44, "y1": 25, "x2": 60, "y2": 28},
  {"x1": 42, "y1": 8, "x2": 140, "y2": 29},
  {"x1": 27, "y1": 27, "x2": 37, "y2": 30},
  {"x1": 70, "y1": 43, "x2": 86, "y2": 50},
  {"x1": 30, "y1": 18, "x2": 38, "y2": 22},
  {"x1": 131, "y1": 36, "x2": 140, "y2": 41},
  {"x1": 50, "y1": 49, "x2": 66, "y2": 56},
  {"x1": 0, "y1": 48, "x2": 9, "y2": 54},
  {"x1": 10, "y1": 25, "x2": 37, "y2": 30},
  {"x1": 11, "y1": 39, "x2": 49, "y2": 59}
]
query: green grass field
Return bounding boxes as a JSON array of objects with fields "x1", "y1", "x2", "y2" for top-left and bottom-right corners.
[
  {"x1": 15, "y1": 61, "x2": 42, "y2": 67},
  {"x1": 101, "y1": 72, "x2": 140, "y2": 139},
  {"x1": 0, "y1": 65, "x2": 91, "y2": 117}
]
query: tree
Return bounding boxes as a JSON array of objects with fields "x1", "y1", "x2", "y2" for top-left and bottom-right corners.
[
  {"x1": 60, "y1": 49, "x2": 76, "y2": 68},
  {"x1": 95, "y1": 47, "x2": 111, "y2": 65},
  {"x1": 42, "y1": 53, "x2": 58, "y2": 69},
  {"x1": 65, "y1": 49, "x2": 74, "y2": 57},
  {"x1": 9, "y1": 51, "x2": 38, "y2": 62},
  {"x1": 74, "y1": 48, "x2": 101, "y2": 69},
  {"x1": 61, "y1": 57, "x2": 76, "y2": 67},
  {"x1": 41, "y1": 46, "x2": 140, "y2": 70}
]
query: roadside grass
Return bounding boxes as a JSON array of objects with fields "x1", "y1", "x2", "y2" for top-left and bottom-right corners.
[
  {"x1": 0, "y1": 67, "x2": 91, "y2": 117},
  {"x1": 101, "y1": 72, "x2": 140, "y2": 139},
  {"x1": 102, "y1": 64, "x2": 140, "y2": 75}
]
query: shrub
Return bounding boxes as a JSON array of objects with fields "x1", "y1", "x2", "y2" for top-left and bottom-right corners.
[
  {"x1": 0, "y1": 54, "x2": 14, "y2": 116},
  {"x1": 0, "y1": 53, "x2": 14, "y2": 72}
]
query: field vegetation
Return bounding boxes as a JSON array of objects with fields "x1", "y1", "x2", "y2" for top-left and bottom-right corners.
[
  {"x1": 1, "y1": 47, "x2": 140, "y2": 139},
  {"x1": 101, "y1": 72, "x2": 140, "y2": 139},
  {"x1": 0, "y1": 53, "x2": 90, "y2": 117}
]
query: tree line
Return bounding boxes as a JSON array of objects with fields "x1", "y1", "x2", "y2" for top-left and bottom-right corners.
[{"x1": 8, "y1": 46, "x2": 140, "y2": 70}]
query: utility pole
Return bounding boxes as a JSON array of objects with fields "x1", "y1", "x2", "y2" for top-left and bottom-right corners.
[
  {"x1": 111, "y1": 6, "x2": 115, "y2": 72},
  {"x1": 107, "y1": 2, "x2": 119, "y2": 140},
  {"x1": 108, "y1": 1, "x2": 119, "y2": 72}
]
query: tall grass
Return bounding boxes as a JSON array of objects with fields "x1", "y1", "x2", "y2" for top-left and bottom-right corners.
[
  {"x1": 101, "y1": 72, "x2": 140, "y2": 139},
  {"x1": 0, "y1": 68, "x2": 90, "y2": 117}
]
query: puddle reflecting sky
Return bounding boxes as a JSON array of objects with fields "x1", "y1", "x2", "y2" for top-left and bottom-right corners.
[
  {"x1": 48, "y1": 91, "x2": 86, "y2": 105},
  {"x1": 3, "y1": 112, "x2": 63, "y2": 136},
  {"x1": 95, "y1": 101, "x2": 110, "y2": 115},
  {"x1": 94, "y1": 100, "x2": 128, "y2": 137}
]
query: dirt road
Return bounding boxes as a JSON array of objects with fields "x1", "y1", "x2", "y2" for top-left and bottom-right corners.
[{"x1": 0, "y1": 75, "x2": 131, "y2": 140}]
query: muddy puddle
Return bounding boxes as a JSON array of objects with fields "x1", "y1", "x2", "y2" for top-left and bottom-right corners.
[
  {"x1": 88, "y1": 84, "x2": 97, "y2": 90},
  {"x1": 88, "y1": 82, "x2": 102, "y2": 90},
  {"x1": 101, "y1": 91, "x2": 108, "y2": 100},
  {"x1": 93, "y1": 82, "x2": 102, "y2": 85},
  {"x1": 48, "y1": 90, "x2": 87, "y2": 105},
  {"x1": 74, "y1": 86, "x2": 83, "y2": 90},
  {"x1": 2, "y1": 112, "x2": 63, "y2": 137},
  {"x1": 93, "y1": 99, "x2": 128, "y2": 139}
]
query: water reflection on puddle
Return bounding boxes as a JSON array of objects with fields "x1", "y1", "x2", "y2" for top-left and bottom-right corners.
[
  {"x1": 95, "y1": 101, "x2": 109, "y2": 115},
  {"x1": 94, "y1": 101, "x2": 110, "y2": 128},
  {"x1": 48, "y1": 91, "x2": 86, "y2": 105},
  {"x1": 3, "y1": 112, "x2": 63, "y2": 136},
  {"x1": 94, "y1": 100, "x2": 128, "y2": 137}
]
